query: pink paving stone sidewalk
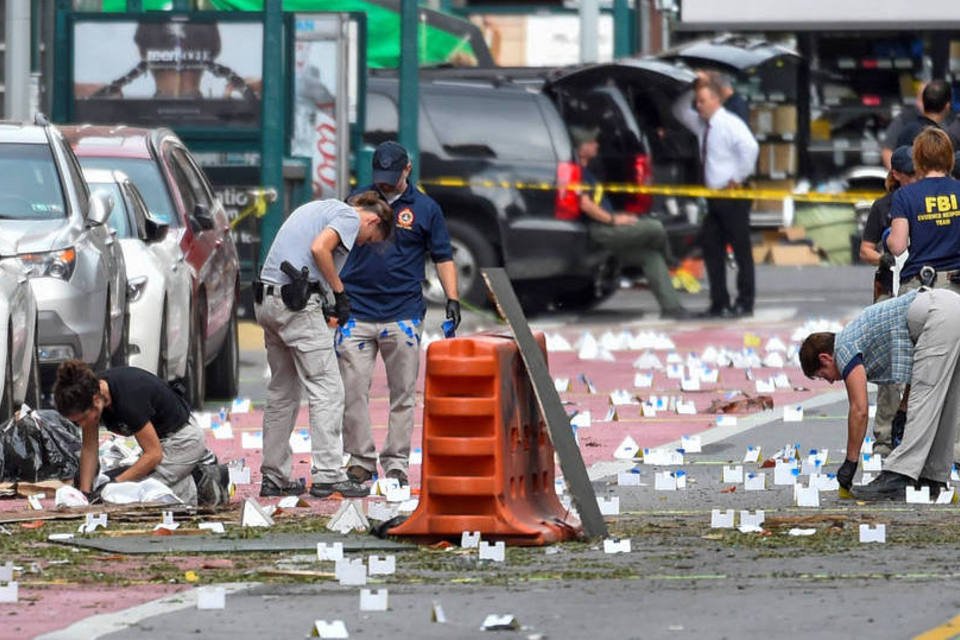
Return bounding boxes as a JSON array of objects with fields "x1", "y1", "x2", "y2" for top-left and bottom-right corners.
[{"x1": 0, "y1": 322, "x2": 835, "y2": 637}]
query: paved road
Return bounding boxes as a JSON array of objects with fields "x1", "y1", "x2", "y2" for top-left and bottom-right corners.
[{"x1": 42, "y1": 264, "x2": 960, "y2": 640}]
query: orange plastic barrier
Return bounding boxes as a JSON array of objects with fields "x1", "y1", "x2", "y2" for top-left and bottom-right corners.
[{"x1": 389, "y1": 332, "x2": 582, "y2": 546}]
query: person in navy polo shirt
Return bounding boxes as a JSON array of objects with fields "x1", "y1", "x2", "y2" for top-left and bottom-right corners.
[{"x1": 338, "y1": 141, "x2": 460, "y2": 487}]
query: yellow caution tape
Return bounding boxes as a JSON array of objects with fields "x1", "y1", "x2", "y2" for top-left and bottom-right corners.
[
  {"x1": 230, "y1": 188, "x2": 279, "y2": 230},
  {"x1": 414, "y1": 176, "x2": 881, "y2": 205}
]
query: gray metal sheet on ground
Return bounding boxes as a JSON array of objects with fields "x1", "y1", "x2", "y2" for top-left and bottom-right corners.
[{"x1": 50, "y1": 533, "x2": 415, "y2": 555}]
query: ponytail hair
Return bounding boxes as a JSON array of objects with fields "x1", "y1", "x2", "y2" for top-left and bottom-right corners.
[
  {"x1": 53, "y1": 359, "x2": 100, "y2": 416},
  {"x1": 348, "y1": 190, "x2": 394, "y2": 241}
]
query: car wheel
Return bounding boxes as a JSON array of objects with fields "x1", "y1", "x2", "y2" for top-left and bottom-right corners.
[
  {"x1": 205, "y1": 304, "x2": 239, "y2": 399},
  {"x1": 1, "y1": 331, "x2": 14, "y2": 420},
  {"x1": 157, "y1": 299, "x2": 169, "y2": 380},
  {"x1": 422, "y1": 219, "x2": 497, "y2": 308},
  {"x1": 185, "y1": 300, "x2": 206, "y2": 409},
  {"x1": 94, "y1": 301, "x2": 111, "y2": 371}
]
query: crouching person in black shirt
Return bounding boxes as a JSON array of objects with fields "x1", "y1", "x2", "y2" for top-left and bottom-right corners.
[{"x1": 54, "y1": 360, "x2": 227, "y2": 506}]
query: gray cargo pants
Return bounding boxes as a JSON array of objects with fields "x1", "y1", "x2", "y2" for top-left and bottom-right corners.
[
  {"x1": 255, "y1": 294, "x2": 346, "y2": 485},
  {"x1": 336, "y1": 318, "x2": 422, "y2": 476},
  {"x1": 884, "y1": 289, "x2": 960, "y2": 483},
  {"x1": 898, "y1": 274, "x2": 960, "y2": 460},
  {"x1": 148, "y1": 419, "x2": 207, "y2": 506}
]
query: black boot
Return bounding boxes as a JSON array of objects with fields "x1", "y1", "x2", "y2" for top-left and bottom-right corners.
[{"x1": 852, "y1": 470, "x2": 914, "y2": 501}]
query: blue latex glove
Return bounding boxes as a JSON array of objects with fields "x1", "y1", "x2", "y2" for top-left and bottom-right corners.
[{"x1": 880, "y1": 227, "x2": 892, "y2": 252}]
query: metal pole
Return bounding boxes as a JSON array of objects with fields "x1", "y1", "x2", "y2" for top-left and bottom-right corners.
[
  {"x1": 398, "y1": 0, "x2": 419, "y2": 182},
  {"x1": 637, "y1": 0, "x2": 650, "y2": 55},
  {"x1": 613, "y1": 0, "x2": 630, "y2": 58},
  {"x1": 579, "y1": 0, "x2": 599, "y2": 63},
  {"x1": 258, "y1": 0, "x2": 285, "y2": 265},
  {"x1": 5, "y1": 0, "x2": 31, "y2": 120}
]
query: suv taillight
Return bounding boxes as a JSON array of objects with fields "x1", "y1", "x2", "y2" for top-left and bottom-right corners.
[
  {"x1": 624, "y1": 153, "x2": 653, "y2": 214},
  {"x1": 555, "y1": 161, "x2": 582, "y2": 221}
]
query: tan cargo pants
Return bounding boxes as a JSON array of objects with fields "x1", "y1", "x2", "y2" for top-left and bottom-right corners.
[
  {"x1": 336, "y1": 318, "x2": 422, "y2": 476},
  {"x1": 255, "y1": 294, "x2": 346, "y2": 485},
  {"x1": 148, "y1": 419, "x2": 207, "y2": 506}
]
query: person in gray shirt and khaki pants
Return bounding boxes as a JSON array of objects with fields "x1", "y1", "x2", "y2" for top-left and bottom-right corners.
[{"x1": 254, "y1": 192, "x2": 393, "y2": 499}]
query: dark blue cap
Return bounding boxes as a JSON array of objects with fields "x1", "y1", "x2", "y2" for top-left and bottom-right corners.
[
  {"x1": 891, "y1": 145, "x2": 914, "y2": 175},
  {"x1": 372, "y1": 141, "x2": 409, "y2": 185}
]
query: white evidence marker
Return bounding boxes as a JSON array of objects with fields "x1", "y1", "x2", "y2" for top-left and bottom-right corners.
[
  {"x1": 795, "y1": 485, "x2": 820, "y2": 508},
  {"x1": 240, "y1": 431, "x2": 263, "y2": 449},
  {"x1": 360, "y1": 589, "x2": 388, "y2": 612},
  {"x1": 78, "y1": 513, "x2": 107, "y2": 534},
  {"x1": 385, "y1": 486, "x2": 411, "y2": 503},
  {"x1": 368, "y1": 555, "x2": 396, "y2": 576},
  {"x1": 313, "y1": 620, "x2": 349, "y2": 639},
  {"x1": 597, "y1": 496, "x2": 620, "y2": 516},
  {"x1": 336, "y1": 559, "x2": 367, "y2": 586},
  {"x1": 570, "y1": 411, "x2": 592, "y2": 429},
  {"x1": 744, "y1": 473, "x2": 765, "y2": 491},
  {"x1": 196, "y1": 586, "x2": 226, "y2": 610},
  {"x1": 774, "y1": 460, "x2": 799, "y2": 486},
  {"x1": 755, "y1": 378, "x2": 775, "y2": 393},
  {"x1": 613, "y1": 436, "x2": 640, "y2": 460},
  {"x1": 862, "y1": 453, "x2": 883, "y2": 472},
  {"x1": 198, "y1": 522, "x2": 226, "y2": 534},
  {"x1": 409, "y1": 449, "x2": 423, "y2": 466},
  {"x1": 680, "y1": 435, "x2": 702, "y2": 453},
  {"x1": 740, "y1": 510, "x2": 765, "y2": 528},
  {"x1": 211, "y1": 422, "x2": 234, "y2": 440},
  {"x1": 676, "y1": 400, "x2": 697, "y2": 415},
  {"x1": 461, "y1": 531, "x2": 481, "y2": 548},
  {"x1": 617, "y1": 471, "x2": 642, "y2": 487},
  {"x1": 317, "y1": 542, "x2": 344, "y2": 562},
  {"x1": 680, "y1": 377, "x2": 701, "y2": 392},
  {"x1": 716, "y1": 414, "x2": 738, "y2": 427},
  {"x1": 936, "y1": 487, "x2": 956, "y2": 504},
  {"x1": 654, "y1": 471, "x2": 677, "y2": 491},
  {"x1": 710, "y1": 509, "x2": 735, "y2": 529},
  {"x1": 633, "y1": 372, "x2": 653, "y2": 388},
  {"x1": 861, "y1": 437, "x2": 875, "y2": 455},
  {"x1": 553, "y1": 377, "x2": 570, "y2": 393},
  {"x1": 722, "y1": 465, "x2": 744, "y2": 484},
  {"x1": 27, "y1": 494, "x2": 43, "y2": 511},
  {"x1": 230, "y1": 397, "x2": 252, "y2": 414},
  {"x1": 603, "y1": 538, "x2": 631, "y2": 554},
  {"x1": 478, "y1": 541, "x2": 506, "y2": 562},
  {"x1": 0, "y1": 582, "x2": 17, "y2": 604},
  {"x1": 783, "y1": 405, "x2": 804, "y2": 422},
  {"x1": 0, "y1": 562, "x2": 13, "y2": 583},
  {"x1": 742, "y1": 446, "x2": 761, "y2": 463},
  {"x1": 906, "y1": 486, "x2": 932, "y2": 504},
  {"x1": 228, "y1": 465, "x2": 251, "y2": 485},
  {"x1": 859, "y1": 524, "x2": 886, "y2": 543}
]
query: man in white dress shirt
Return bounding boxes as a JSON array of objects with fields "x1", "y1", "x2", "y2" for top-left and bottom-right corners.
[{"x1": 674, "y1": 77, "x2": 759, "y2": 318}]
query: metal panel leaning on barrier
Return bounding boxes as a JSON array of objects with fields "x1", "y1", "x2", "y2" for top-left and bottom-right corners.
[{"x1": 388, "y1": 332, "x2": 584, "y2": 545}]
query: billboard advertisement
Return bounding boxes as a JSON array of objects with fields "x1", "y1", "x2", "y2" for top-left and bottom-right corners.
[{"x1": 72, "y1": 18, "x2": 263, "y2": 128}]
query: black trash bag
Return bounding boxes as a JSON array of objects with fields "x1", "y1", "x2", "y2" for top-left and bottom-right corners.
[{"x1": 0, "y1": 409, "x2": 82, "y2": 482}]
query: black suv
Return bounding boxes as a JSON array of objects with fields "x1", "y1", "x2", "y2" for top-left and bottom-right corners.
[{"x1": 365, "y1": 62, "x2": 700, "y2": 311}]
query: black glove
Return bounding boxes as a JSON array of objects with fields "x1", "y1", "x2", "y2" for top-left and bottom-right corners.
[
  {"x1": 891, "y1": 410, "x2": 907, "y2": 448},
  {"x1": 837, "y1": 458, "x2": 858, "y2": 490},
  {"x1": 445, "y1": 299, "x2": 461, "y2": 331},
  {"x1": 333, "y1": 290, "x2": 351, "y2": 327}
]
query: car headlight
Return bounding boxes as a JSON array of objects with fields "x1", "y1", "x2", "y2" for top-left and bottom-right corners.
[
  {"x1": 127, "y1": 276, "x2": 148, "y2": 302},
  {"x1": 18, "y1": 248, "x2": 76, "y2": 281}
]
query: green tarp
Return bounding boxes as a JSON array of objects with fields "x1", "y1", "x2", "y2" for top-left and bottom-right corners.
[{"x1": 99, "y1": 0, "x2": 487, "y2": 68}]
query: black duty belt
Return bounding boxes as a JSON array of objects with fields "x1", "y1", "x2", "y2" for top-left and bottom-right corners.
[{"x1": 257, "y1": 281, "x2": 324, "y2": 296}]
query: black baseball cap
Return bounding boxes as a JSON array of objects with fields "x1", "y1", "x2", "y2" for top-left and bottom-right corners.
[
  {"x1": 891, "y1": 145, "x2": 914, "y2": 175},
  {"x1": 372, "y1": 141, "x2": 409, "y2": 185}
]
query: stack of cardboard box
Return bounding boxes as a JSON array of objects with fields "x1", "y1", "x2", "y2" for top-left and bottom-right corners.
[{"x1": 752, "y1": 226, "x2": 822, "y2": 266}]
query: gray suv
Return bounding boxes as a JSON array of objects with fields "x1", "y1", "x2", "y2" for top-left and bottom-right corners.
[{"x1": 0, "y1": 118, "x2": 127, "y2": 386}]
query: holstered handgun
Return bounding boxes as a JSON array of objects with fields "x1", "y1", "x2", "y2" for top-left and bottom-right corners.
[{"x1": 279, "y1": 260, "x2": 311, "y2": 311}]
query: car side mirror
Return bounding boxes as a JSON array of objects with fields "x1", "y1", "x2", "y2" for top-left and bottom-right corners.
[
  {"x1": 88, "y1": 191, "x2": 113, "y2": 226},
  {"x1": 192, "y1": 203, "x2": 216, "y2": 231},
  {"x1": 144, "y1": 216, "x2": 169, "y2": 243}
]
